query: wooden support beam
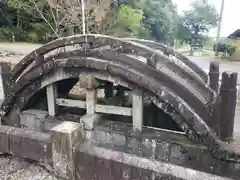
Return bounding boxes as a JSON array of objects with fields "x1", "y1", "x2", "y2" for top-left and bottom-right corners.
[
  {"x1": 132, "y1": 91, "x2": 143, "y2": 132},
  {"x1": 56, "y1": 98, "x2": 132, "y2": 116},
  {"x1": 46, "y1": 84, "x2": 58, "y2": 117}
]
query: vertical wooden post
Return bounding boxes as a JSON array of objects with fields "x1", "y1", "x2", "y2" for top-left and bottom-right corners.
[
  {"x1": 132, "y1": 91, "x2": 143, "y2": 132},
  {"x1": 209, "y1": 61, "x2": 220, "y2": 93},
  {"x1": 219, "y1": 72, "x2": 238, "y2": 141},
  {"x1": 46, "y1": 83, "x2": 58, "y2": 117}
]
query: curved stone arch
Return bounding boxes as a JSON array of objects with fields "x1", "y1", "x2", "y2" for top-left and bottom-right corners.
[
  {"x1": 42, "y1": 50, "x2": 213, "y2": 102},
  {"x1": 9, "y1": 69, "x2": 194, "y2": 138},
  {"x1": 5, "y1": 66, "x2": 240, "y2": 163},
  {"x1": 11, "y1": 34, "x2": 213, "y2": 102},
  {"x1": 123, "y1": 37, "x2": 208, "y2": 83},
  {"x1": 1, "y1": 56, "x2": 221, "y2": 148},
  {"x1": 3, "y1": 53, "x2": 212, "y2": 124}
]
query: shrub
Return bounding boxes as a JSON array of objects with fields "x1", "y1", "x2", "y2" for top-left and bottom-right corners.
[
  {"x1": 213, "y1": 39, "x2": 237, "y2": 57},
  {"x1": 0, "y1": 27, "x2": 13, "y2": 41}
]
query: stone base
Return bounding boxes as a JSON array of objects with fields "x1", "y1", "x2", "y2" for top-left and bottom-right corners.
[{"x1": 75, "y1": 142, "x2": 229, "y2": 180}]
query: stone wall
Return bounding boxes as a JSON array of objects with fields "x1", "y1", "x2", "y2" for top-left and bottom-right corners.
[{"x1": 1, "y1": 112, "x2": 239, "y2": 180}]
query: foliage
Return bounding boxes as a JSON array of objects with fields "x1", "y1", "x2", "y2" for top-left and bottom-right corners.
[
  {"x1": 113, "y1": 4, "x2": 149, "y2": 38},
  {"x1": 133, "y1": 0, "x2": 179, "y2": 45},
  {"x1": 0, "y1": 0, "x2": 219, "y2": 47},
  {"x1": 214, "y1": 39, "x2": 237, "y2": 57},
  {"x1": 180, "y1": 0, "x2": 219, "y2": 46}
]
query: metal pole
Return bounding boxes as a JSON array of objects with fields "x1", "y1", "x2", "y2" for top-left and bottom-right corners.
[{"x1": 215, "y1": 0, "x2": 225, "y2": 56}]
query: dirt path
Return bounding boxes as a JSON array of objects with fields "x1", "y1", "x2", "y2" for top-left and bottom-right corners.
[{"x1": 0, "y1": 43, "x2": 41, "y2": 66}]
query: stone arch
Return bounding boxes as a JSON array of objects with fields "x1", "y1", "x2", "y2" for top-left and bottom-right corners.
[
  {"x1": 1, "y1": 34, "x2": 240, "y2": 163},
  {"x1": 10, "y1": 34, "x2": 215, "y2": 103},
  {"x1": 3, "y1": 53, "x2": 212, "y2": 122},
  {"x1": 1, "y1": 56, "x2": 222, "y2": 151},
  {"x1": 123, "y1": 37, "x2": 208, "y2": 83}
]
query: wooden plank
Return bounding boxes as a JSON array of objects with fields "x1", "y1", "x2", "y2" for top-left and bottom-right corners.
[
  {"x1": 132, "y1": 91, "x2": 143, "y2": 132},
  {"x1": 96, "y1": 105, "x2": 132, "y2": 116},
  {"x1": 46, "y1": 84, "x2": 58, "y2": 117}
]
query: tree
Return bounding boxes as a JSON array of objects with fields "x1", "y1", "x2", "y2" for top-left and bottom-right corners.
[
  {"x1": 132, "y1": 0, "x2": 179, "y2": 45},
  {"x1": 111, "y1": 4, "x2": 149, "y2": 38},
  {"x1": 2, "y1": 0, "x2": 115, "y2": 41},
  {"x1": 181, "y1": 0, "x2": 219, "y2": 45}
]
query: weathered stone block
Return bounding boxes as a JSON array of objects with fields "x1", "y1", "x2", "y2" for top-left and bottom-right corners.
[
  {"x1": 20, "y1": 109, "x2": 48, "y2": 132},
  {"x1": 75, "y1": 142, "x2": 228, "y2": 180},
  {"x1": 9, "y1": 128, "x2": 52, "y2": 165},
  {"x1": 0, "y1": 125, "x2": 14, "y2": 153},
  {"x1": 44, "y1": 118, "x2": 62, "y2": 132},
  {"x1": 80, "y1": 114, "x2": 101, "y2": 131},
  {"x1": 79, "y1": 75, "x2": 99, "y2": 89},
  {"x1": 50, "y1": 121, "x2": 84, "y2": 180},
  {"x1": 74, "y1": 143, "x2": 177, "y2": 180}
]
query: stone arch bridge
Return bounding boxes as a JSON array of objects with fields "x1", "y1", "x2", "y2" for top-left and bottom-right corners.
[{"x1": 0, "y1": 34, "x2": 239, "y2": 180}]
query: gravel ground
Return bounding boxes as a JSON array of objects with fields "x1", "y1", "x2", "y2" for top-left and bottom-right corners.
[{"x1": 0, "y1": 155, "x2": 55, "y2": 180}]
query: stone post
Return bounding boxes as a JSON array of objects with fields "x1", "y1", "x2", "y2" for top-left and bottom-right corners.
[
  {"x1": 132, "y1": 90, "x2": 143, "y2": 132},
  {"x1": 79, "y1": 75, "x2": 100, "y2": 131},
  {"x1": 219, "y1": 72, "x2": 238, "y2": 141},
  {"x1": 209, "y1": 61, "x2": 220, "y2": 93},
  {"x1": 50, "y1": 121, "x2": 84, "y2": 180},
  {"x1": 46, "y1": 83, "x2": 58, "y2": 117}
]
